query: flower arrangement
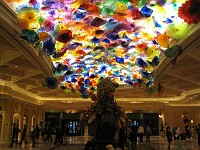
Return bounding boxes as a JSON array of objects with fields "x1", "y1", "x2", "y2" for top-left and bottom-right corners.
[{"x1": 80, "y1": 78, "x2": 131, "y2": 129}]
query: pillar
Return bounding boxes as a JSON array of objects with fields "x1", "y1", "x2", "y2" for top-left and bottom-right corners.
[{"x1": 84, "y1": 125, "x2": 89, "y2": 136}]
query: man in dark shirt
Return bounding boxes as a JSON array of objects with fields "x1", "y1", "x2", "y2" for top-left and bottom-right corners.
[
  {"x1": 130, "y1": 125, "x2": 139, "y2": 150},
  {"x1": 19, "y1": 125, "x2": 28, "y2": 145},
  {"x1": 9, "y1": 123, "x2": 17, "y2": 147}
]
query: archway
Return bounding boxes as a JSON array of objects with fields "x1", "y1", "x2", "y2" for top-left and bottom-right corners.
[{"x1": 13, "y1": 112, "x2": 21, "y2": 139}]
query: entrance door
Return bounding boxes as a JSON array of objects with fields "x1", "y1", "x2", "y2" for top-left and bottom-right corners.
[
  {"x1": 127, "y1": 112, "x2": 159, "y2": 135},
  {"x1": 65, "y1": 119, "x2": 79, "y2": 136},
  {"x1": 143, "y1": 113, "x2": 159, "y2": 135}
]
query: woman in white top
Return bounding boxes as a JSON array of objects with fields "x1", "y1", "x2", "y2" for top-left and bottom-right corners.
[
  {"x1": 138, "y1": 125, "x2": 144, "y2": 142},
  {"x1": 175, "y1": 126, "x2": 183, "y2": 150}
]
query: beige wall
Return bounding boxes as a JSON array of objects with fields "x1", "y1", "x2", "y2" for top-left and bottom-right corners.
[
  {"x1": 0, "y1": 98, "x2": 45, "y2": 141},
  {"x1": 164, "y1": 106, "x2": 200, "y2": 131},
  {"x1": 1, "y1": 97, "x2": 200, "y2": 140}
]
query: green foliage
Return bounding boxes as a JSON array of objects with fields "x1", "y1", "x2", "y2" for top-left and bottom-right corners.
[{"x1": 80, "y1": 78, "x2": 130, "y2": 129}]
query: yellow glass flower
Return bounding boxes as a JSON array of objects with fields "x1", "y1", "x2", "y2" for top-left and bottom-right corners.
[{"x1": 17, "y1": 7, "x2": 41, "y2": 29}]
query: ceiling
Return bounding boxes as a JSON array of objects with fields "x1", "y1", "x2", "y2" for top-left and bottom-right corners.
[{"x1": 0, "y1": 1, "x2": 200, "y2": 111}]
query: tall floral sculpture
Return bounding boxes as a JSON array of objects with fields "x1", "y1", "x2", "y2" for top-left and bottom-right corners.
[{"x1": 80, "y1": 77, "x2": 131, "y2": 150}]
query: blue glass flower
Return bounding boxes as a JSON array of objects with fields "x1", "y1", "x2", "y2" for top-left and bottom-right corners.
[
  {"x1": 141, "y1": 6, "x2": 153, "y2": 17},
  {"x1": 116, "y1": 57, "x2": 124, "y2": 64},
  {"x1": 43, "y1": 40, "x2": 55, "y2": 56},
  {"x1": 74, "y1": 8, "x2": 86, "y2": 21}
]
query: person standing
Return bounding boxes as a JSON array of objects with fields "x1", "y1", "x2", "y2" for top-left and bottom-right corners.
[
  {"x1": 19, "y1": 125, "x2": 28, "y2": 145},
  {"x1": 185, "y1": 123, "x2": 190, "y2": 138},
  {"x1": 138, "y1": 125, "x2": 144, "y2": 142},
  {"x1": 31, "y1": 125, "x2": 37, "y2": 147},
  {"x1": 146, "y1": 125, "x2": 152, "y2": 142},
  {"x1": 118, "y1": 127, "x2": 125, "y2": 150},
  {"x1": 41, "y1": 125, "x2": 47, "y2": 142},
  {"x1": 129, "y1": 125, "x2": 138, "y2": 150},
  {"x1": 35, "y1": 124, "x2": 40, "y2": 140},
  {"x1": 166, "y1": 126, "x2": 172, "y2": 150},
  {"x1": 126, "y1": 127, "x2": 131, "y2": 150},
  {"x1": 195, "y1": 124, "x2": 200, "y2": 146}
]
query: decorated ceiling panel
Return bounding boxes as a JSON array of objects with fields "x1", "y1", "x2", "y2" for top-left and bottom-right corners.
[{"x1": 4, "y1": 0, "x2": 200, "y2": 99}]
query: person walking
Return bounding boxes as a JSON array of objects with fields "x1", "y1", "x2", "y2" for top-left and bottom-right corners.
[
  {"x1": 45, "y1": 126, "x2": 52, "y2": 142},
  {"x1": 19, "y1": 125, "x2": 28, "y2": 145},
  {"x1": 166, "y1": 126, "x2": 172, "y2": 150},
  {"x1": 9, "y1": 123, "x2": 19, "y2": 147},
  {"x1": 15, "y1": 124, "x2": 20, "y2": 144},
  {"x1": 174, "y1": 126, "x2": 183, "y2": 150}
]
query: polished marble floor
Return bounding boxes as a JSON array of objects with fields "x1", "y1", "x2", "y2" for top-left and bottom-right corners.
[{"x1": 0, "y1": 136, "x2": 200, "y2": 150}]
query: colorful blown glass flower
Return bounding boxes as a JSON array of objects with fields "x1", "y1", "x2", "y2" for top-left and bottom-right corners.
[
  {"x1": 178, "y1": 0, "x2": 200, "y2": 24},
  {"x1": 166, "y1": 22, "x2": 189, "y2": 39},
  {"x1": 4, "y1": 0, "x2": 194, "y2": 98},
  {"x1": 57, "y1": 30, "x2": 73, "y2": 43},
  {"x1": 17, "y1": 7, "x2": 41, "y2": 30}
]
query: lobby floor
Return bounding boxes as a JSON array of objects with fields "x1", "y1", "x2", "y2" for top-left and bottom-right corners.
[{"x1": 0, "y1": 136, "x2": 200, "y2": 150}]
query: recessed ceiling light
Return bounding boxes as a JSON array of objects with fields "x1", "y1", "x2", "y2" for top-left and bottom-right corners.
[
  {"x1": 131, "y1": 101, "x2": 143, "y2": 103},
  {"x1": 14, "y1": 66, "x2": 18, "y2": 67}
]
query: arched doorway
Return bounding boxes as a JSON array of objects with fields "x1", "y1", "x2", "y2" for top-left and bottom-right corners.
[{"x1": 0, "y1": 106, "x2": 3, "y2": 137}]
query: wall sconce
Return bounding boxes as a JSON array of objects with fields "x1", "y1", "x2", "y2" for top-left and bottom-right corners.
[
  {"x1": 159, "y1": 114, "x2": 163, "y2": 118},
  {"x1": 191, "y1": 120, "x2": 194, "y2": 123}
]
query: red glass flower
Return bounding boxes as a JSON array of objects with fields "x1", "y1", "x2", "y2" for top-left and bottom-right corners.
[
  {"x1": 57, "y1": 30, "x2": 72, "y2": 43},
  {"x1": 178, "y1": 0, "x2": 200, "y2": 24}
]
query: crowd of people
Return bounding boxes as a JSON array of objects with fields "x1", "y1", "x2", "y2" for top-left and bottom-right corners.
[
  {"x1": 84, "y1": 122, "x2": 200, "y2": 150},
  {"x1": 9, "y1": 123, "x2": 64, "y2": 148},
  {"x1": 166, "y1": 123, "x2": 200, "y2": 150},
  {"x1": 9, "y1": 122, "x2": 200, "y2": 150},
  {"x1": 84, "y1": 124, "x2": 150, "y2": 150}
]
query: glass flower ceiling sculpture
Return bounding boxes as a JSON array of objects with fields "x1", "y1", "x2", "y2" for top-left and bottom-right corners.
[{"x1": 6, "y1": 0, "x2": 200, "y2": 98}]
